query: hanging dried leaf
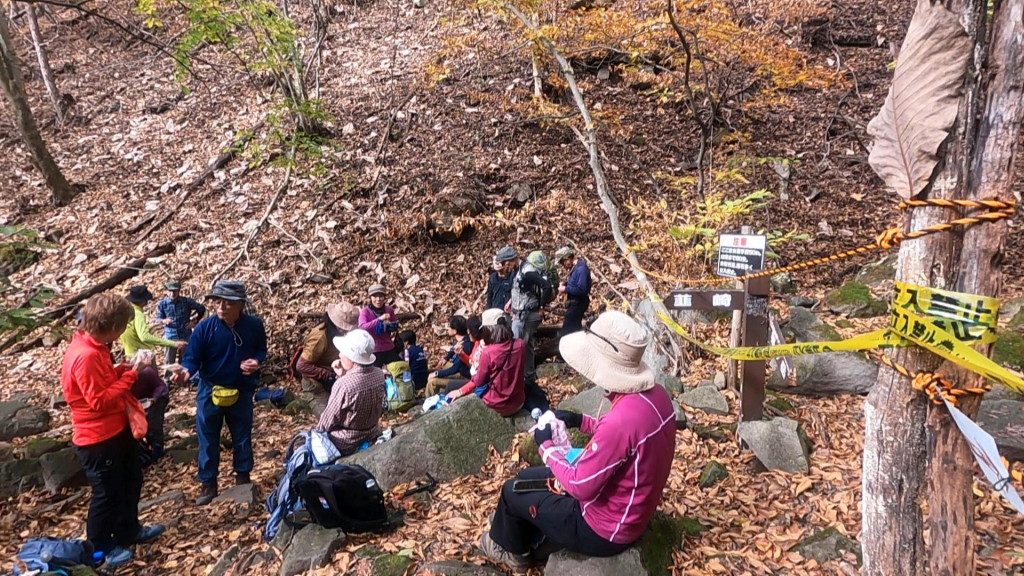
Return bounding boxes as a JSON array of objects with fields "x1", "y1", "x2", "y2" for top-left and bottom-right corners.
[{"x1": 866, "y1": 0, "x2": 971, "y2": 199}]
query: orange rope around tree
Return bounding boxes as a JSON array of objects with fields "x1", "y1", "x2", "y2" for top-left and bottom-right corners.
[
  {"x1": 633, "y1": 198, "x2": 1015, "y2": 286},
  {"x1": 865, "y1": 349, "x2": 993, "y2": 406}
]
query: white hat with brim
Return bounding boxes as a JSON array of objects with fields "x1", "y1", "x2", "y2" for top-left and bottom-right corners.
[
  {"x1": 558, "y1": 311, "x2": 655, "y2": 394},
  {"x1": 333, "y1": 329, "x2": 377, "y2": 366},
  {"x1": 482, "y1": 308, "x2": 505, "y2": 327}
]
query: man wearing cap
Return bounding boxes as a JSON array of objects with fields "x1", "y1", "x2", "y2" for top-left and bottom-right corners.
[
  {"x1": 479, "y1": 311, "x2": 677, "y2": 569},
  {"x1": 156, "y1": 281, "x2": 206, "y2": 365},
  {"x1": 554, "y1": 247, "x2": 591, "y2": 336},
  {"x1": 507, "y1": 251, "x2": 554, "y2": 411},
  {"x1": 295, "y1": 301, "x2": 360, "y2": 415},
  {"x1": 315, "y1": 329, "x2": 386, "y2": 456},
  {"x1": 358, "y1": 284, "x2": 401, "y2": 367},
  {"x1": 487, "y1": 246, "x2": 519, "y2": 311},
  {"x1": 120, "y1": 285, "x2": 187, "y2": 359},
  {"x1": 171, "y1": 280, "x2": 267, "y2": 505}
]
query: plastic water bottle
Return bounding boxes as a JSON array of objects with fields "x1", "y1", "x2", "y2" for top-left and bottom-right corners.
[
  {"x1": 92, "y1": 550, "x2": 105, "y2": 566},
  {"x1": 402, "y1": 370, "x2": 412, "y2": 385},
  {"x1": 531, "y1": 408, "x2": 542, "y2": 420}
]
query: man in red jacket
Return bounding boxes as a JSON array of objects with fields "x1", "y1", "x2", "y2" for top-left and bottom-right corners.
[
  {"x1": 480, "y1": 311, "x2": 677, "y2": 570},
  {"x1": 62, "y1": 294, "x2": 165, "y2": 568}
]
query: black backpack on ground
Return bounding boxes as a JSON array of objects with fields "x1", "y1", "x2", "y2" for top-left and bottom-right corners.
[{"x1": 293, "y1": 464, "x2": 402, "y2": 534}]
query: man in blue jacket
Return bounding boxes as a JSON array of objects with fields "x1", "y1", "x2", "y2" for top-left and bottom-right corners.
[
  {"x1": 555, "y1": 247, "x2": 592, "y2": 336},
  {"x1": 172, "y1": 280, "x2": 267, "y2": 505}
]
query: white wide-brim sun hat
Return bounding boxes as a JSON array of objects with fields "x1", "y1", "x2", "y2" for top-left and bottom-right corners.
[
  {"x1": 333, "y1": 329, "x2": 377, "y2": 366},
  {"x1": 558, "y1": 311, "x2": 655, "y2": 394}
]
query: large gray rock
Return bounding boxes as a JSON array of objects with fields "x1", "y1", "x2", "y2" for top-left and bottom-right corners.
[
  {"x1": 737, "y1": 418, "x2": 810, "y2": 474},
  {"x1": 420, "y1": 560, "x2": 504, "y2": 575},
  {"x1": 279, "y1": 525, "x2": 346, "y2": 576},
  {"x1": 210, "y1": 544, "x2": 239, "y2": 576},
  {"x1": 342, "y1": 396, "x2": 515, "y2": 490},
  {"x1": 655, "y1": 373, "x2": 683, "y2": 396},
  {"x1": 633, "y1": 299, "x2": 671, "y2": 375},
  {"x1": 769, "y1": 307, "x2": 877, "y2": 396},
  {"x1": 544, "y1": 513, "x2": 706, "y2": 576},
  {"x1": 557, "y1": 386, "x2": 607, "y2": 417},
  {"x1": 790, "y1": 526, "x2": 861, "y2": 565},
  {"x1": 854, "y1": 253, "x2": 897, "y2": 287},
  {"x1": 0, "y1": 401, "x2": 51, "y2": 441},
  {"x1": 39, "y1": 447, "x2": 86, "y2": 492},
  {"x1": 679, "y1": 387, "x2": 729, "y2": 416},
  {"x1": 0, "y1": 441, "x2": 14, "y2": 462},
  {"x1": 976, "y1": 399, "x2": 1024, "y2": 462},
  {"x1": 0, "y1": 457, "x2": 43, "y2": 497}
]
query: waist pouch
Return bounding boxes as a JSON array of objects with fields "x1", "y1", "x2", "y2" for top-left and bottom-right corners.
[{"x1": 212, "y1": 385, "x2": 240, "y2": 407}]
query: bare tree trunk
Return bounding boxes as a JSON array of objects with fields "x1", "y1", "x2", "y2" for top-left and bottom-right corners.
[
  {"x1": 925, "y1": 0, "x2": 1024, "y2": 573},
  {"x1": 861, "y1": 0, "x2": 1020, "y2": 573},
  {"x1": 0, "y1": 9, "x2": 74, "y2": 206},
  {"x1": 23, "y1": 3, "x2": 62, "y2": 124}
]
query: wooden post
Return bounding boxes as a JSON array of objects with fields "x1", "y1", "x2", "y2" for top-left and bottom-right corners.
[
  {"x1": 727, "y1": 225, "x2": 752, "y2": 389},
  {"x1": 740, "y1": 275, "x2": 769, "y2": 421}
]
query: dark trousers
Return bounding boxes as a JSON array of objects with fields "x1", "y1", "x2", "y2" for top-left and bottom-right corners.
[
  {"x1": 562, "y1": 296, "x2": 589, "y2": 336},
  {"x1": 146, "y1": 394, "x2": 169, "y2": 450},
  {"x1": 196, "y1": 385, "x2": 254, "y2": 485},
  {"x1": 75, "y1": 425, "x2": 144, "y2": 553},
  {"x1": 490, "y1": 467, "x2": 631, "y2": 557},
  {"x1": 373, "y1": 348, "x2": 401, "y2": 368},
  {"x1": 444, "y1": 379, "x2": 469, "y2": 394}
]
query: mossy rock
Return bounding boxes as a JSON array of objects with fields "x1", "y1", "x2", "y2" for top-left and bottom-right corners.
[
  {"x1": 790, "y1": 526, "x2": 861, "y2": 565},
  {"x1": 765, "y1": 391, "x2": 794, "y2": 413},
  {"x1": 1008, "y1": 309, "x2": 1024, "y2": 329},
  {"x1": 255, "y1": 399, "x2": 276, "y2": 411},
  {"x1": 824, "y1": 282, "x2": 887, "y2": 318},
  {"x1": 565, "y1": 374, "x2": 592, "y2": 393},
  {"x1": 21, "y1": 436, "x2": 67, "y2": 459},
  {"x1": 690, "y1": 424, "x2": 730, "y2": 442},
  {"x1": 167, "y1": 435, "x2": 199, "y2": 451},
  {"x1": 993, "y1": 329, "x2": 1024, "y2": 371},
  {"x1": 167, "y1": 413, "x2": 195, "y2": 432},
  {"x1": 355, "y1": 545, "x2": 384, "y2": 558},
  {"x1": 854, "y1": 253, "x2": 897, "y2": 287},
  {"x1": 655, "y1": 373, "x2": 684, "y2": 396},
  {"x1": 698, "y1": 460, "x2": 728, "y2": 488},
  {"x1": 372, "y1": 554, "x2": 413, "y2": 576},
  {"x1": 0, "y1": 243, "x2": 38, "y2": 276},
  {"x1": 637, "y1": 513, "x2": 708, "y2": 576},
  {"x1": 835, "y1": 319, "x2": 855, "y2": 329}
]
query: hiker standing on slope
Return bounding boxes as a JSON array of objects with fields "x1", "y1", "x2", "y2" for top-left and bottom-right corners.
[
  {"x1": 156, "y1": 280, "x2": 206, "y2": 366},
  {"x1": 120, "y1": 285, "x2": 186, "y2": 360},
  {"x1": 487, "y1": 246, "x2": 520, "y2": 311},
  {"x1": 358, "y1": 284, "x2": 402, "y2": 367},
  {"x1": 506, "y1": 250, "x2": 554, "y2": 411},
  {"x1": 554, "y1": 247, "x2": 591, "y2": 336},
  {"x1": 62, "y1": 294, "x2": 165, "y2": 568},
  {"x1": 172, "y1": 280, "x2": 267, "y2": 505}
]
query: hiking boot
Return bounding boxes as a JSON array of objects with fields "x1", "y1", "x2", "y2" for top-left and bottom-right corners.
[
  {"x1": 480, "y1": 532, "x2": 529, "y2": 573},
  {"x1": 196, "y1": 482, "x2": 218, "y2": 506},
  {"x1": 134, "y1": 524, "x2": 166, "y2": 544},
  {"x1": 105, "y1": 547, "x2": 133, "y2": 568},
  {"x1": 235, "y1": 472, "x2": 251, "y2": 485}
]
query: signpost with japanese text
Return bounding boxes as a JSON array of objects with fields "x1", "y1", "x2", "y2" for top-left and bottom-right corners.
[{"x1": 717, "y1": 233, "x2": 767, "y2": 278}]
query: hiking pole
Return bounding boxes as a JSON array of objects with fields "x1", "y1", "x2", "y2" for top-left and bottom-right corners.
[{"x1": 401, "y1": 473, "x2": 437, "y2": 498}]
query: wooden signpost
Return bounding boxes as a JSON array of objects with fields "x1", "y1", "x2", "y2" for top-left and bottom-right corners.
[{"x1": 666, "y1": 232, "x2": 769, "y2": 422}]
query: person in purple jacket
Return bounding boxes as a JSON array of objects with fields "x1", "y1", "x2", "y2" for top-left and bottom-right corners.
[
  {"x1": 480, "y1": 311, "x2": 677, "y2": 570},
  {"x1": 358, "y1": 284, "x2": 401, "y2": 367}
]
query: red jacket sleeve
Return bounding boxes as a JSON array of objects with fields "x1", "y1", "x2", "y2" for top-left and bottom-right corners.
[
  {"x1": 541, "y1": 415, "x2": 630, "y2": 502},
  {"x1": 75, "y1": 353, "x2": 137, "y2": 412},
  {"x1": 296, "y1": 357, "x2": 333, "y2": 382}
]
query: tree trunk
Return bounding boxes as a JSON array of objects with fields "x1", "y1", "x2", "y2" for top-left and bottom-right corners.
[
  {"x1": 22, "y1": 3, "x2": 62, "y2": 124},
  {"x1": 861, "y1": 0, "x2": 1022, "y2": 573},
  {"x1": 0, "y1": 9, "x2": 74, "y2": 206},
  {"x1": 926, "y1": 0, "x2": 1024, "y2": 573}
]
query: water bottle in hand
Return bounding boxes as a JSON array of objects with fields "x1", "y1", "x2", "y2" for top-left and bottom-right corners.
[{"x1": 531, "y1": 408, "x2": 542, "y2": 421}]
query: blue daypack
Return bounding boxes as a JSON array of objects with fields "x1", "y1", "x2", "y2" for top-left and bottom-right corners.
[
  {"x1": 263, "y1": 432, "x2": 316, "y2": 540},
  {"x1": 13, "y1": 537, "x2": 95, "y2": 574},
  {"x1": 255, "y1": 387, "x2": 288, "y2": 407}
]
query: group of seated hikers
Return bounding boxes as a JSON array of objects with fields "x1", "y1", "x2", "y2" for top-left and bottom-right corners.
[{"x1": 54, "y1": 243, "x2": 678, "y2": 572}]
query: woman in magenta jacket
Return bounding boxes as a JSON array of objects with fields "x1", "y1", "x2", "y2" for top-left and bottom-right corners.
[
  {"x1": 479, "y1": 311, "x2": 677, "y2": 570},
  {"x1": 357, "y1": 283, "x2": 400, "y2": 367}
]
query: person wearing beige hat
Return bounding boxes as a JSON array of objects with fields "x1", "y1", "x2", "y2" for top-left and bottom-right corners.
[
  {"x1": 315, "y1": 329, "x2": 386, "y2": 456},
  {"x1": 358, "y1": 284, "x2": 402, "y2": 367},
  {"x1": 295, "y1": 301, "x2": 360, "y2": 415},
  {"x1": 479, "y1": 311, "x2": 677, "y2": 570}
]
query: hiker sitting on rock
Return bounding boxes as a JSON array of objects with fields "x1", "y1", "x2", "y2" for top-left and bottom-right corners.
[
  {"x1": 427, "y1": 315, "x2": 474, "y2": 395},
  {"x1": 479, "y1": 311, "x2": 676, "y2": 569},
  {"x1": 445, "y1": 309, "x2": 525, "y2": 416},
  {"x1": 358, "y1": 284, "x2": 401, "y2": 367},
  {"x1": 129, "y1": 350, "x2": 169, "y2": 462},
  {"x1": 171, "y1": 280, "x2": 267, "y2": 505},
  {"x1": 121, "y1": 285, "x2": 186, "y2": 360},
  {"x1": 62, "y1": 294, "x2": 165, "y2": 568},
  {"x1": 296, "y1": 301, "x2": 360, "y2": 413},
  {"x1": 316, "y1": 329, "x2": 386, "y2": 456}
]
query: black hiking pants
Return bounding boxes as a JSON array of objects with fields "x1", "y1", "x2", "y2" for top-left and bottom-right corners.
[
  {"x1": 75, "y1": 425, "x2": 144, "y2": 553},
  {"x1": 561, "y1": 295, "x2": 589, "y2": 336},
  {"x1": 489, "y1": 466, "x2": 631, "y2": 558}
]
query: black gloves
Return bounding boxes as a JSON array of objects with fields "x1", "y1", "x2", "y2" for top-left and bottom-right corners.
[
  {"x1": 533, "y1": 424, "x2": 553, "y2": 444},
  {"x1": 553, "y1": 409, "x2": 583, "y2": 429}
]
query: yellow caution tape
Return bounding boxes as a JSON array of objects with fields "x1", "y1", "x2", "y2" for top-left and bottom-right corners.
[{"x1": 654, "y1": 281, "x2": 1024, "y2": 394}]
